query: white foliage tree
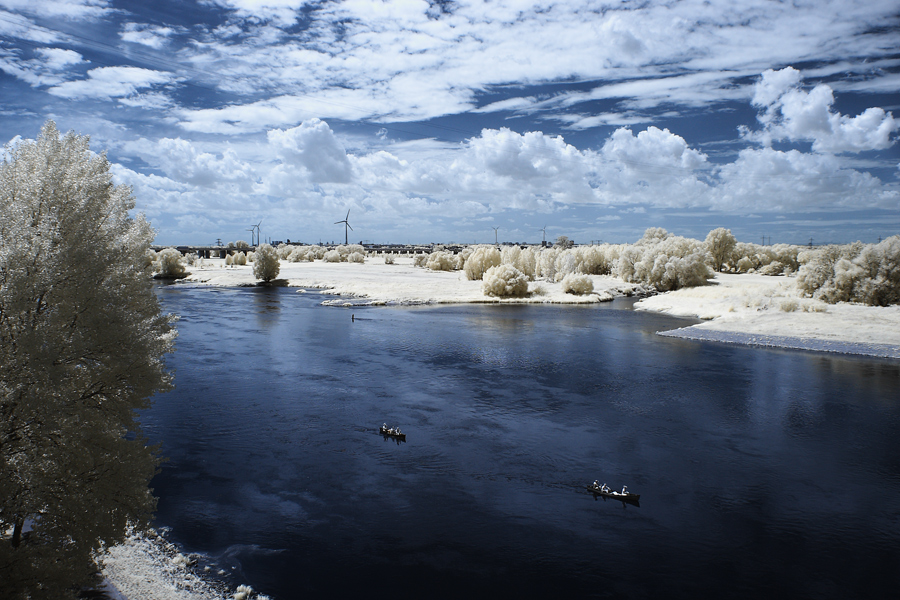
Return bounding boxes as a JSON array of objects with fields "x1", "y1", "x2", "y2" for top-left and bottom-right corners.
[
  {"x1": 252, "y1": 243, "x2": 280, "y2": 282},
  {"x1": 0, "y1": 121, "x2": 175, "y2": 597},
  {"x1": 704, "y1": 227, "x2": 737, "y2": 272}
]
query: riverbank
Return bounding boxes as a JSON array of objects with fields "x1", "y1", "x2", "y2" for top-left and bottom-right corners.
[
  {"x1": 175, "y1": 257, "x2": 900, "y2": 358},
  {"x1": 635, "y1": 273, "x2": 900, "y2": 359},
  {"x1": 99, "y1": 528, "x2": 266, "y2": 600}
]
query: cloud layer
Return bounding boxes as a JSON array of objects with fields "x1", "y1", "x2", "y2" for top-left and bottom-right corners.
[{"x1": 0, "y1": 1, "x2": 897, "y2": 243}]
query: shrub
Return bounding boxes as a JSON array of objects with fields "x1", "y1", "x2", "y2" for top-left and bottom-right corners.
[
  {"x1": 615, "y1": 246, "x2": 642, "y2": 282},
  {"x1": 384, "y1": 254, "x2": 395, "y2": 264},
  {"x1": 626, "y1": 235, "x2": 712, "y2": 291},
  {"x1": 347, "y1": 251, "x2": 365, "y2": 263},
  {"x1": 464, "y1": 245, "x2": 501, "y2": 280},
  {"x1": 735, "y1": 256, "x2": 754, "y2": 273},
  {"x1": 253, "y1": 243, "x2": 280, "y2": 282},
  {"x1": 561, "y1": 273, "x2": 594, "y2": 294},
  {"x1": 578, "y1": 245, "x2": 613, "y2": 275},
  {"x1": 482, "y1": 264, "x2": 529, "y2": 297},
  {"x1": 517, "y1": 246, "x2": 537, "y2": 279},
  {"x1": 225, "y1": 253, "x2": 233, "y2": 266},
  {"x1": 536, "y1": 247, "x2": 560, "y2": 280},
  {"x1": 154, "y1": 248, "x2": 187, "y2": 278},
  {"x1": 554, "y1": 251, "x2": 581, "y2": 281},
  {"x1": 530, "y1": 282, "x2": 548, "y2": 296},
  {"x1": 758, "y1": 261, "x2": 784, "y2": 276},
  {"x1": 323, "y1": 250, "x2": 342, "y2": 263},
  {"x1": 277, "y1": 244, "x2": 293, "y2": 259},
  {"x1": 455, "y1": 246, "x2": 473, "y2": 270},
  {"x1": 413, "y1": 254, "x2": 428, "y2": 267},
  {"x1": 232, "y1": 251, "x2": 247, "y2": 266},
  {"x1": 796, "y1": 237, "x2": 900, "y2": 305},
  {"x1": 426, "y1": 250, "x2": 455, "y2": 271}
]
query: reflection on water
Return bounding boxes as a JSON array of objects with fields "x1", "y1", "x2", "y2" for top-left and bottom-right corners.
[{"x1": 144, "y1": 285, "x2": 900, "y2": 599}]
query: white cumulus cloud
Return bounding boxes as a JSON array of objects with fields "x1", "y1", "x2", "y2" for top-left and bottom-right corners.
[
  {"x1": 267, "y1": 118, "x2": 353, "y2": 184},
  {"x1": 749, "y1": 67, "x2": 898, "y2": 153},
  {"x1": 715, "y1": 147, "x2": 897, "y2": 211},
  {"x1": 125, "y1": 137, "x2": 256, "y2": 191}
]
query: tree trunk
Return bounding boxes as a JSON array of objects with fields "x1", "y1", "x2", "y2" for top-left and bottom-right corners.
[{"x1": 11, "y1": 516, "x2": 23, "y2": 548}]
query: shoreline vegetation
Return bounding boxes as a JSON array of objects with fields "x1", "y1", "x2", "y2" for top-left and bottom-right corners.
[{"x1": 163, "y1": 253, "x2": 899, "y2": 360}]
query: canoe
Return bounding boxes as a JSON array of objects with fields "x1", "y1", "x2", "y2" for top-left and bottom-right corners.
[
  {"x1": 587, "y1": 485, "x2": 640, "y2": 505},
  {"x1": 380, "y1": 425, "x2": 406, "y2": 442}
]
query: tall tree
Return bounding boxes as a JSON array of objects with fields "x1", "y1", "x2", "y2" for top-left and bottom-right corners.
[
  {"x1": 0, "y1": 122, "x2": 176, "y2": 598},
  {"x1": 705, "y1": 227, "x2": 737, "y2": 272}
]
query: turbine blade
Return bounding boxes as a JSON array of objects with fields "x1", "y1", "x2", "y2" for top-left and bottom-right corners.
[{"x1": 347, "y1": 224, "x2": 353, "y2": 231}]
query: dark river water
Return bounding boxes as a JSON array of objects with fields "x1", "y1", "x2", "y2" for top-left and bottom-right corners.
[{"x1": 142, "y1": 284, "x2": 900, "y2": 599}]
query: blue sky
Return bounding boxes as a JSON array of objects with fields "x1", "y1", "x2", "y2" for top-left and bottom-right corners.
[{"x1": 1, "y1": 0, "x2": 898, "y2": 246}]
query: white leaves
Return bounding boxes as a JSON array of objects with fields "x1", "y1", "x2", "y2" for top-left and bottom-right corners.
[
  {"x1": 252, "y1": 243, "x2": 280, "y2": 281},
  {"x1": 482, "y1": 264, "x2": 529, "y2": 297},
  {"x1": 1, "y1": 120, "x2": 175, "y2": 593}
]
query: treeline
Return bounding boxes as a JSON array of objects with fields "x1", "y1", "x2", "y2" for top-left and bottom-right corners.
[{"x1": 152, "y1": 229, "x2": 900, "y2": 305}]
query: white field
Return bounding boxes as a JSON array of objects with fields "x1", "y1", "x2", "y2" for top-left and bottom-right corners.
[
  {"x1": 177, "y1": 257, "x2": 900, "y2": 358},
  {"x1": 181, "y1": 256, "x2": 643, "y2": 304}
]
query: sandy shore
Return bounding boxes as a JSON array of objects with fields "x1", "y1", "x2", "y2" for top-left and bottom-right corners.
[{"x1": 634, "y1": 273, "x2": 900, "y2": 358}]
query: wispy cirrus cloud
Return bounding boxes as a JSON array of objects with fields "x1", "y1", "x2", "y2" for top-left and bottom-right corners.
[
  {"x1": 0, "y1": 46, "x2": 84, "y2": 86},
  {"x1": 0, "y1": 0, "x2": 112, "y2": 20}
]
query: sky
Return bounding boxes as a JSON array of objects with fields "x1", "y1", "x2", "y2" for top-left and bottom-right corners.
[{"x1": 1, "y1": 0, "x2": 898, "y2": 246}]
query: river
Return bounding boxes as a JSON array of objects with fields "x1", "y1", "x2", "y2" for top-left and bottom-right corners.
[{"x1": 141, "y1": 284, "x2": 900, "y2": 599}]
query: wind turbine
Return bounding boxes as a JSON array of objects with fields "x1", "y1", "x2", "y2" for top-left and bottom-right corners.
[
  {"x1": 540, "y1": 225, "x2": 547, "y2": 246},
  {"x1": 492, "y1": 226, "x2": 499, "y2": 245},
  {"x1": 335, "y1": 209, "x2": 353, "y2": 245},
  {"x1": 249, "y1": 220, "x2": 261, "y2": 246}
]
